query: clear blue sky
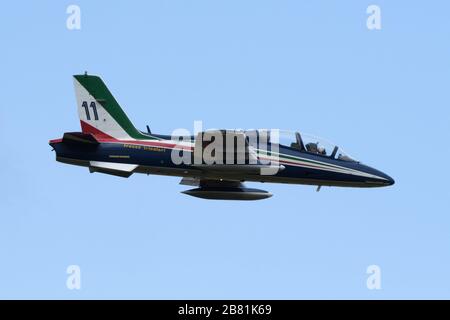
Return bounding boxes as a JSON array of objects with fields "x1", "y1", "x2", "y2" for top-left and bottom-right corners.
[{"x1": 1, "y1": 1, "x2": 449, "y2": 299}]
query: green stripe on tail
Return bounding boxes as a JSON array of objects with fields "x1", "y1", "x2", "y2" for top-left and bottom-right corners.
[{"x1": 74, "y1": 74, "x2": 157, "y2": 140}]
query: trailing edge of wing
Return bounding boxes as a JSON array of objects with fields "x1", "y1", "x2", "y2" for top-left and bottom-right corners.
[{"x1": 89, "y1": 161, "x2": 138, "y2": 178}]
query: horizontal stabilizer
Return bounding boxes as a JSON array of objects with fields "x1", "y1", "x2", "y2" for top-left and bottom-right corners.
[{"x1": 89, "y1": 161, "x2": 138, "y2": 178}]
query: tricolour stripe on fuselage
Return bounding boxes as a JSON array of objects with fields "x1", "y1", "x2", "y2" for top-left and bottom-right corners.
[{"x1": 71, "y1": 130, "x2": 386, "y2": 181}]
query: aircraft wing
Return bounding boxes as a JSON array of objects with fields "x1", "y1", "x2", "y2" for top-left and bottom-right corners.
[
  {"x1": 180, "y1": 178, "x2": 242, "y2": 188},
  {"x1": 191, "y1": 163, "x2": 285, "y2": 175}
]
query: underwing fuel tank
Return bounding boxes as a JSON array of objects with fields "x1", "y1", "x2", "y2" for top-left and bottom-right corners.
[{"x1": 182, "y1": 187, "x2": 272, "y2": 201}]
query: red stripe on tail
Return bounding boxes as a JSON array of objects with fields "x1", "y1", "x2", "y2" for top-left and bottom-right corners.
[{"x1": 80, "y1": 120, "x2": 116, "y2": 140}]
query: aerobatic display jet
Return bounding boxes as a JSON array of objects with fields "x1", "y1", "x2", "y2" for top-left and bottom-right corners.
[{"x1": 49, "y1": 74, "x2": 394, "y2": 200}]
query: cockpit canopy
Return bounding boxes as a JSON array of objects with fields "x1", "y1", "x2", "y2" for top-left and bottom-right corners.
[{"x1": 244, "y1": 129, "x2": 357, "y2": 162}]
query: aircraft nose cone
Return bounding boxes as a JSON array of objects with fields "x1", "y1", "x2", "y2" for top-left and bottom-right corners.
[
  {"x1": 378, "y1": 171, "x2": 395, "y2": 186},
  {"x1": 363, "y1": 164, "x2": 395, "y2": 187},
  {"x1": 385, "y1": 174, "x2": 395, "y2": 186}
]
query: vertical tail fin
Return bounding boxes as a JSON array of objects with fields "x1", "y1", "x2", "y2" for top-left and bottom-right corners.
[{"x1": 73, "y1": 74, "x2": 146, "y2": 140}]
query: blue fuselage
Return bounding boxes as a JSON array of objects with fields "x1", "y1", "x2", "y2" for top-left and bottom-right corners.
[{"x1": 50, "y1": 137, "x2": 394, "y2": 188}]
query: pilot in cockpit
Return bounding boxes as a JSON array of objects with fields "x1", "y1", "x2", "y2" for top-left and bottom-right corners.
[
  {"x1": 305, "y1": 142, "x2": 326, "y2": 155},
  {"x1": 317, "y1": 146, "x2": 326, "y2": 155}
]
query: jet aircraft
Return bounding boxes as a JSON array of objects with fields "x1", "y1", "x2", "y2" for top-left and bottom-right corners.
[{"x1": 49, "y1": 74, "x2": 394, "y2": 200}]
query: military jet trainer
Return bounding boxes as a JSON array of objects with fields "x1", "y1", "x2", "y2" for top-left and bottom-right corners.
[{"x1": 49, "y1": 74, "x2": 394, "y2": 200}]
